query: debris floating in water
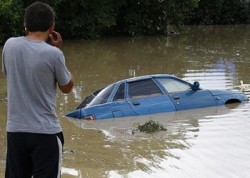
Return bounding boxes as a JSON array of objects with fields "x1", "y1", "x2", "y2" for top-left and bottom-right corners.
[{"x1": 138, "y1": 120, "x2": 167, "y2": 133}]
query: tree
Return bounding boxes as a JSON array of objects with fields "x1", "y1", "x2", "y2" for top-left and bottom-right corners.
[
  {"x1": 0, "y1": 0, "x2": 23, "y2": 44},
  {"x1": 185, "y1": 0, "x2": 250, "y2": 25},
  {"x1": 116, "y1": 0, "x2": 199, "y2": 36},
  {"x1": 55, "y1": 0, "x2": 122, "y2": 39}
]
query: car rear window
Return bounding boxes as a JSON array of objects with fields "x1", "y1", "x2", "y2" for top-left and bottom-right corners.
[{"x1": 156, "y1": 78, "x2": 191, "y2": 93}]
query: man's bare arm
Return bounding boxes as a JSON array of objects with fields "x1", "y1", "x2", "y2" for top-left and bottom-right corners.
[{"x1": 58, "y1": 79, "x2": 74, "y2": 94}]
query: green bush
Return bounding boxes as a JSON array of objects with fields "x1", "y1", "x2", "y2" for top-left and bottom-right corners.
[
  {"x1": 55, "y1": 0, "x2": 122, "y2": 39},
  {"x1": 0, "y1": 0, "x2": 23, "y2": 44},
  {"x1": 0, "y1": 0, "x2": 199, "y2": 43},
  {"x1": 185, "y1": 0, "x2": 250, "y2": 25},
  {"x1": 117, "y1": 0, "x2": 198, "y2": 36}
]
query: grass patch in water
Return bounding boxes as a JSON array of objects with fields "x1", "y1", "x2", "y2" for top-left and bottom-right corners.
[{"x1": 138, "y1": 120, "x2": 167, "y2": 133}]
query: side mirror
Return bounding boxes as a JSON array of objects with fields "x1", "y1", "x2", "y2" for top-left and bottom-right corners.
[{"x1": 192, "y1": 81, "x2": 200, "y2": 91}]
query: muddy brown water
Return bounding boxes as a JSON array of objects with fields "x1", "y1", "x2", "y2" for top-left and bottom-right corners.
[{"x1": 1, "y1": 25, "x2": 250, "y2": 178}]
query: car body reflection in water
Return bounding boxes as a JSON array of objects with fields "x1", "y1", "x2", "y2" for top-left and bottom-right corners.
[
  {"x1": 63, "y1": 102, "x2": 250, "y2": 178},
  {"x1": 67, "y1": 105, "x2": 230, "y2": 131}
]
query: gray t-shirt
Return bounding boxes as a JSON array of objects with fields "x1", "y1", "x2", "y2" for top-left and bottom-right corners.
[{"x1": 2, "y1": 36, "x2": 71, "y2": 134}]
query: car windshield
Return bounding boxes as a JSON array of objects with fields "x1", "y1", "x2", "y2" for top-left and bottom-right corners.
[
  {"x1": 156, "y1": 78, "x2": 192, "y2": 93},
  {"x1": 76, "y1": 88, "x2": 103, "y2": 109},
  {"x1": 87, "y1": 84, "x2": 115, "y2": 106}
]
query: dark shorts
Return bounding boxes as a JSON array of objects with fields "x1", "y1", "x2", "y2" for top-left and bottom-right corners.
[{"x1": 5, "y1": 132, "x2": 64, "y2": 178}]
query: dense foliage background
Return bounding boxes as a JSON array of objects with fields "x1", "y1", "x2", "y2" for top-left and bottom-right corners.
[{"x1": 0, "y1": 0, "x2": 250, "y2": 44}]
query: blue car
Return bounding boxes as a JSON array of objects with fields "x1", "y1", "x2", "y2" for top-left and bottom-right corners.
[{"x1": 65, "y1": 74, "x2": 248, "y2": 120}]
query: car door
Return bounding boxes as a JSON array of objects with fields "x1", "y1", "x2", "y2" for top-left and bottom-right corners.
[
  {"x1": 156, "y1": 77, "x2": 217, "y2": 111},
  {"x1": 169, "y1": 90, "x2": 217, "y2": 110},
  {"x1": 110, "y1": 82, "x2": 137, "y2": 118},
  {"x1": 84, "y1": 82, "x2": 137, "y2": 119},
  {"x1": 126, "y1": 79, "x2": 176, "y2": 115}
]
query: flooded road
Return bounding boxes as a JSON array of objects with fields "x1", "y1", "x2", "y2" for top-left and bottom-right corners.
[{"x1": 1, "y1": 25, "x2": 250, "y2": 177}]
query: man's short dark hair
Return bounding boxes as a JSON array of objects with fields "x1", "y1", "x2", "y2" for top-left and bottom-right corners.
[{"x1": 24, "y1": 1, "x2": 55, "y2": 32}]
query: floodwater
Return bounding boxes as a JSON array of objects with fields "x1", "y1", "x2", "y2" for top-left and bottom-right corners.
[{"x1": 1, "y1": 25, "x2": 250, "y2": 178}]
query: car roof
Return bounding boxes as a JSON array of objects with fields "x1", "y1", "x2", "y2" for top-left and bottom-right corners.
[{"x1": 120, "y1": 74, "x2": 175, "y2": 83}]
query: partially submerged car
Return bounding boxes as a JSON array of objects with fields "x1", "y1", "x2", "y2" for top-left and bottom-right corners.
[{"x1": 65, "y1": 74, "x2": 248, "y2": 120}]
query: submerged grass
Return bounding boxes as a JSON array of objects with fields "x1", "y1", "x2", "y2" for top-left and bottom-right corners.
[{"x1": 138, "y1": 120, "x2": 167, "y2": 133}]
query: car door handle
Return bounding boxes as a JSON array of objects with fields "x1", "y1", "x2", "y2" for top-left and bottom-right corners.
[
  {"x1": 173, "y1": 96, "x2": 180, "y2": 100},
  {"x1": 132, "y1": 101, "x2": 140, "y2": 106}
]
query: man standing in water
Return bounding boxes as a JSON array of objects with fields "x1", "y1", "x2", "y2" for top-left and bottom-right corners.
[{"x1": 2, "y1": 1, "x2": 74, "y2": 177}]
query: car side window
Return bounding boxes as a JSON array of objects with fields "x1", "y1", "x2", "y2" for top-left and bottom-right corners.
[
  {"x1": 113, "y1": 83, "x2": 125, "y2": 101},
  {"x1": 128, "y1": 79, "x2": 163, "y2": 99},
  {"x1": 156, "y1": 78, "x2": 191, "y2": 93}
]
